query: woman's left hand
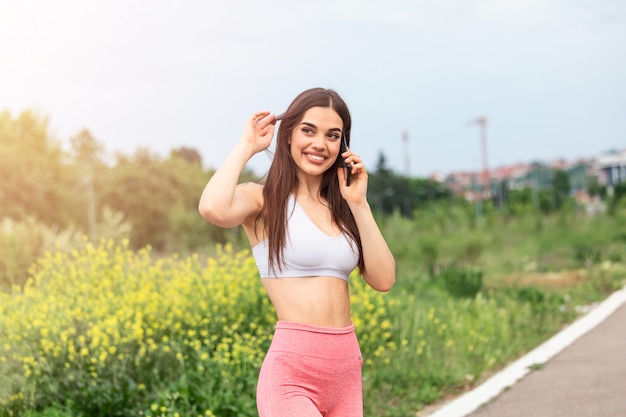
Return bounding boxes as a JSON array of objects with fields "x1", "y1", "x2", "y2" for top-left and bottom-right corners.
[
  {"x1": 338, "y1": 150, "x2": 396, "y2": 292},
  {"x1": 338, "y1": 151, "x2": 368, "y2": 205}
]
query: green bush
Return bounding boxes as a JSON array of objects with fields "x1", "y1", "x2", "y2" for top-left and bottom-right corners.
[
  {"x1": 1, "y1": 208, "x2": 625, "y2": 416},
  {"x1": 0, "y1": 210, "x2": 131, "y2": 289},
  {"x1": 0, "y1": 218, "x2": 82, "y2": 288},
  {"x1": 438, "y1": 265, "x2": 484, "y2": 298},
  {"x1": 0, "y1": 242, "x2": 391, "y2": 417}
]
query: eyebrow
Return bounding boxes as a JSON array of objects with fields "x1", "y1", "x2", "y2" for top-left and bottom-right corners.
[{"x1": 301, "y1": 122, "x2": 342, "y2": 132}]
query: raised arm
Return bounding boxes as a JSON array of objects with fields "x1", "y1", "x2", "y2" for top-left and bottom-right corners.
[
  {"x1": 198, "y1": 111, "x2": 275, "y2": 228},
  {"x1": 339, "y1": 152, "x2": 396, "y2": 292}
]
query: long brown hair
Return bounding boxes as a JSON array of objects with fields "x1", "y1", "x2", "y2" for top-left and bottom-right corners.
[{"x1": 257, "y1": 88, "x2": 365, "y2": 274}]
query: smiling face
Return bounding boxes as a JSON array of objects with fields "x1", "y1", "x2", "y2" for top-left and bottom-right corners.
[{"x1": 289, "y1": 106, "x2": 344, "y2": 179}]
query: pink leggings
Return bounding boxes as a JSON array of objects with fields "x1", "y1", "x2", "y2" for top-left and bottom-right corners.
[{"x1": 256, "y1": 321, "x2": 363, "y2": 417}]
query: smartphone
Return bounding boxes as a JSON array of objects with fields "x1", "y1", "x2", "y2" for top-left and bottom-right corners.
[{"x1": 340, "y1": 134, "x2": 351, "y2": 186}]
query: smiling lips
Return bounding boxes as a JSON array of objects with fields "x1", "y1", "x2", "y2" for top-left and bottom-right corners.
[{"x1": 304, "y1": 152, "x2": 328, "y2": 164}]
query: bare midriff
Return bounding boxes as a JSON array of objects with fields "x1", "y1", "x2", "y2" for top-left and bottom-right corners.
[{"x1": 261, "y1": 276, "x2": 352, "y2": 328}]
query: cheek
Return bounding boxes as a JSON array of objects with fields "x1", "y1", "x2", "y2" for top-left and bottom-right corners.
[
  {"x1": 289, "y1": 134, "x2": 307, "y2": 153},
  {"x1": 331, "y1": 142, "x2": 342, "y2": 158},
  {"x1": 288, "y1": 138, "x2": 300, "y2": 161},
  {"x1": 289, "y1": 142, "x2": 296, "y2": 159}
]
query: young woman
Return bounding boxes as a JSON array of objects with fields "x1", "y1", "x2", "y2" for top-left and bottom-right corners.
[{"x1": 198, "y1": 87, "x2": 395, "y2": 417}]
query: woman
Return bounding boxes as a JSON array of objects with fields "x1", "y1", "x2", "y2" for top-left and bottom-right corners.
[{"x1": 198, "y1": 87, "x2": 395, "y2": 417}]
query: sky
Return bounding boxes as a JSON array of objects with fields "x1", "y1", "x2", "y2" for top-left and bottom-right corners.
[{"x1": 1, "y1": 0, "x2": 625, "y2": 178}]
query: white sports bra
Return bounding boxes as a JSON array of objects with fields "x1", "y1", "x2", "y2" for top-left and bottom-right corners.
[{"x1": 252, "y1": 195, "x2": 359, "y2": 281}]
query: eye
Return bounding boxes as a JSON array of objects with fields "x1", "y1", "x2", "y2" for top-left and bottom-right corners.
[
  {"x1": 327, "y1": 132, "x2": 341, "y2": 140},
  {"x1": 301, "y1": 127, "x2": 314, "y2": 135}
]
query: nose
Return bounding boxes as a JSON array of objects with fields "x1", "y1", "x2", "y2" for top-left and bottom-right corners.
[{"x1": 311, "y1": 134, "x2": 325, "y2": 149}]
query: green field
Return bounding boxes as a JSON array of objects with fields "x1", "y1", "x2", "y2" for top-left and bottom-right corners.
[{"x1": 1, "y1": 207, "x2": 625, "y2": 417}]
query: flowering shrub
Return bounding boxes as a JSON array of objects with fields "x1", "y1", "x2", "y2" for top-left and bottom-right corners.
[
  {"x1": 0, "y1": 240, "x2": 392, "y2": 417},
  {"x1": 4, "y1": 238, "x2": 619, "y2": 416}
]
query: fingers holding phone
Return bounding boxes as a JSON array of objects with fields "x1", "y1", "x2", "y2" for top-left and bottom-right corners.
[
  {"x1": 338, "y1": 138, "x2": 368, "y2": 202},
  {"x1": 339, "y1": 134, "x2": 352, "y2": 186}
]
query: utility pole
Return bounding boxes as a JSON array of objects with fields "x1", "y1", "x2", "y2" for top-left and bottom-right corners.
[
  {"x1": 87, "y1": 165, "x2": 96, "y2": 239},
  {"x1": 402, "y1": 130, "x2": 410, "y2": 177},
  {"x1": 467, "y1": 116, "x2": 490, "y2": 199}
]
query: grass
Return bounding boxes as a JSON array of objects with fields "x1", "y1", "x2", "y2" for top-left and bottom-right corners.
[
  {"x1": 360, "y1": 206, "x2": 626, "y2": 415},
  {"x1": 1, "y1": 205, "x2": 625, "y2": 416}
]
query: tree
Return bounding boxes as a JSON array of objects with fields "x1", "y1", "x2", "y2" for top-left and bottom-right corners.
[
  {"x1": 608, "y1": 182, "x2": 626, "y2": 215},
  {"x1": 0, "y1": 110, "x2": 78, "y2": 227},
  {"x1": 375, "y1": 152, "x2": 392, "y2": 176},
  {"x1": 552, "y1": 169, "x2": 571, "y2": 211},
  {"x1": 170, "y1": 146, "x2": 202, "y2": 166},
  {"x1": 97, "y1": 147, "x2": 233, "y2": 251},
  {"x1": 587, "y1": 175, "x2": 606, "y2": 199},
  {"x1": 70, "y1": 129, "x2": 105, "y2": 236},
  {"x1": 98, "y1": 149, "x2": 179, "y2": 249},
  {"x1": 368, "y1": 151, "x2": 452, "y2": 217}
]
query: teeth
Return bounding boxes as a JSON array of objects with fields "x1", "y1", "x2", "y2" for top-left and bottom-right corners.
[{"x1": 307, "y1": 154, "x2": 326, "y2": 161}]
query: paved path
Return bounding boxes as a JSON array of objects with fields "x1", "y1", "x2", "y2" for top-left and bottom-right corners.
[{"x1": 424, "y1": 286, "x2": 626, "y2": 417}]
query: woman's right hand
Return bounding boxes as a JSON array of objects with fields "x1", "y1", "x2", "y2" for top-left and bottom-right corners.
[
  {"x1": 199, "y1": 111, "x2": 274, "y2": 228},
  {"x1": 241, "y1": 111, "x2": 276, "y2": 155}
]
